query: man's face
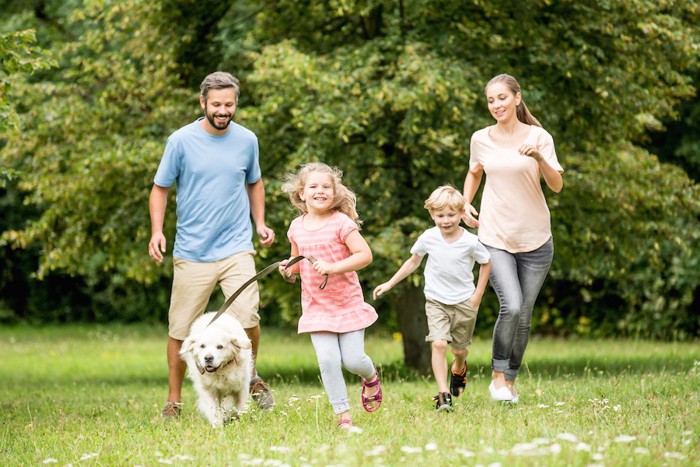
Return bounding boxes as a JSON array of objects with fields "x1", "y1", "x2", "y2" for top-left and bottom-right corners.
[{"x1": 200, "y1": 88, "x2": 237, "y2": 133}]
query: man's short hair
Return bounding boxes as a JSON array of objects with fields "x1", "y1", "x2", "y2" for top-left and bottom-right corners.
[{"x1": 200, "y1": 71, "x2": 240, "y2": 101}]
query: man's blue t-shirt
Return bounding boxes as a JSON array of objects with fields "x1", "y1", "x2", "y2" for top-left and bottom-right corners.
[{"x1": 154, "y1": 118, "x2": 261, "y2": 262}]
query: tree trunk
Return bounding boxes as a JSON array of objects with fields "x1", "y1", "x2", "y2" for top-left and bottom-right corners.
[{"x1": 395, "y1": 284, "x2": 431, "y2": 374}]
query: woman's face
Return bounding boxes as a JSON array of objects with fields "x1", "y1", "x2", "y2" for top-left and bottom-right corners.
[{"x1": 486, "y1": 82, "x2": 521, "y2": 124}]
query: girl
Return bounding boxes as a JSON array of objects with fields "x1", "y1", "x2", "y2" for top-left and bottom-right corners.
[
  {"x1": 279, "y1": 162, "x2": 382, "y2": 430},
  {"x1": 463, "y1": 74, "x2": 564, "y2": 403}
]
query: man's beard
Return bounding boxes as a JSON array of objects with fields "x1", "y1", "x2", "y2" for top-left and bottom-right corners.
[{"x1": 205, "y1": 111, "x2": 233, "y2": 130}]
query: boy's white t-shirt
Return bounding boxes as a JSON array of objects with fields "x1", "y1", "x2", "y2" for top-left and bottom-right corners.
[{"x1": 411, "y1": 226, "x2": 491, "y2": 305}]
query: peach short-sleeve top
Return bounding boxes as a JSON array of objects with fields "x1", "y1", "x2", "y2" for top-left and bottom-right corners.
[{"x1": 469, "y1": 125, "x2": 563, "y2": 253}]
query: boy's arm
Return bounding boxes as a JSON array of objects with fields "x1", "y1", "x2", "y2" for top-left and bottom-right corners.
[
  {"x1": 469, "y1": 260, "x2": 492, "y2": 308},
  {"x1": 372, "y1": 254, "x2": 423, "y2": 300}
]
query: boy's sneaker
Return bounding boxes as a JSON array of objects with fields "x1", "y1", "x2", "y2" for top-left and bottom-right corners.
[
  {"x1": 434, "y1": 392, "x2": 453, "y2": 412},
  {"x1": 450, "y1": 362, "x2": 467, "y2": 397}
]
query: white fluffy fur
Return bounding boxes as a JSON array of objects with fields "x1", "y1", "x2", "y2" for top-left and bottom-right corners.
[{"x1": 180, "y1": 311, "x2": 253, "y2": 427}]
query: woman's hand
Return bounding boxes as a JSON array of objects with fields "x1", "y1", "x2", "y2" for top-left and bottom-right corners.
[
  {"x1": 462, "y1": 203, "x2": 480, "y2": 228},
  {"x1": 519, "y1": 144, "x2": 543, "y2": 162}
]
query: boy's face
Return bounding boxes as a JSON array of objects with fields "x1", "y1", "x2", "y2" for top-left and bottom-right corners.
[{"x1": 429, "y1": 206, "x2": 462, "y2": 235}]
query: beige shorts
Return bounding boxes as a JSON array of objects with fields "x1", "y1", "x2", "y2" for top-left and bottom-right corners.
[
  {"x1": 168, "y1": 251, "x2": 260, "y2": 340},
  {"x1": 425, "y1": 298, "x2": 478, "y2": 348}
]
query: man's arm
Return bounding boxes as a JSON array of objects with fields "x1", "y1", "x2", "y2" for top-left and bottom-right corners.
[
  {"x1": 246, "y1": 178, "x2": 275, "y2": 247},
  {"x1": 148, "y1": 184, "x2": 169, "y2": 263}
]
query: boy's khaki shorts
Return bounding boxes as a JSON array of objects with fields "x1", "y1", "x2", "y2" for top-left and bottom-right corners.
[
  {"x1": 425, "y1": 297, "x2": 478, "y2": 348},
  {"x1": 168, "y1": 251, "x2": 260, "y2": 340}
]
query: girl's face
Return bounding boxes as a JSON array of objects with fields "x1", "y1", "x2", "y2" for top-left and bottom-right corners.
[
  {"x1": 486, "y1": 82, "x2": 521, "y2": 124},
  {"x1": 300, "y1": 172, "x2": 335, "y2": 213}
]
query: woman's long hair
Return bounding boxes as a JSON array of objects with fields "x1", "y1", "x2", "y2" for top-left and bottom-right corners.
[{"x1": 486, "y1": 74, "x2": 542, "y2": 127}]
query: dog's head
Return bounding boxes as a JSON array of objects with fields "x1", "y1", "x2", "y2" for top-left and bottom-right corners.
[{"x1": 181, "y1": 328, "x2": 252, "y2": 375}]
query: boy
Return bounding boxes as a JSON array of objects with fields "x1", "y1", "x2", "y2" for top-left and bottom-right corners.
[{"x1": 373, "y1": 185, "x2": 491, "y2": 411}]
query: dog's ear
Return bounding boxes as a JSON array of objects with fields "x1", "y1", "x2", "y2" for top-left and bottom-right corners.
[
  {"x1": 232, "y1": 337, "x2": 252, "y2": 350},
  {"x1": 181, "y1": 337, "x2": 196, "y2": 356}
]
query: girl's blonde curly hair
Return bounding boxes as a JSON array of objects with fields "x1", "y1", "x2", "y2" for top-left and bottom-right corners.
[{"x1": 281, "y1": 162, "x2": 362, "y2": 227}]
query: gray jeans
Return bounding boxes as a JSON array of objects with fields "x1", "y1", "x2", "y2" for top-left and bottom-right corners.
[
  {"x1": 310, "y1": 330, "x2": 376, "y2": 414},
  {"x1": 486, "y1": 237, "x2": 553, "y2": 381}
]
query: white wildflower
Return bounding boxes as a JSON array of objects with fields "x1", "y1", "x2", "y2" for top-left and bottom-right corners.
[
  {"x1": 549, "y1": 443, "x2": 561, "y2": 454},
  {"x1": 634, "y1": 447, "x2": 650, "y2": 455},
  {"x1": 365, "y1": 446, "x2": 386, "y2": 456},
  {"x1": 156, "y1": 459, "x2": 173, "y2": 465},
  {"x1": 613, "y1": 405, "x2": 621, "y2": 411},
  {"x1": 401, "y1": 446, "x2": 422, "y2": 454},
  {"x1": 537, "y1": 404, "x2": 550, "y2": 408},
  {"x1": 455, "y1": 449, "x2": 475, "y2": 457},
  {"x1": 554, "y1": 401, "x2": 565, "y2": 406},
  {"x1": 425, "y1": 442, "x2": 438, "y2": 451},
  {"x1": 80, "y1": 453, "x2": 98, "y2": 460},
  {"x1": 592, "y1": 453, "x2": 604, "y2": 461},
  {"x1": 575, "y1": 442, "x2": 591, "y2": 451},
  {"x1": 556, "y1": 433, "x2": 578, "y2": 443},
  {"x1": 664, "y1": 452, "x2": 686, "y2": 460},
  {"x1": 270, "y1": 446, "x2": 290, "y2": 453},
  {"x1": 613, "y1": 435, "x2": 637, "y2": 443},
  {"x1": 42, "y1": 459, "x2": 58, "y2": 464}
]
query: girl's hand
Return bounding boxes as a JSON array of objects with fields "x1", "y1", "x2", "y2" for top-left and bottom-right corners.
[
  {"x1": 519, "y1": 144, "x2": 543, "y2": 162},
  {"x1": 462, "y1": 204, "x2": 480, "y2": 228},
  {"x1": 311, "y1": 258, "x2": 335, "y2": 275},
  {"x1": 278, "y1": 259, "x2": 296, "y2": 283},
  {"x1": 372, "y1": 283, "x2": 392, "y2": 300}
]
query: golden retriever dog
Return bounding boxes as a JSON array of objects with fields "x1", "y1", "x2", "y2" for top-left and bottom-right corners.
[{"x1": 180, "y1": 311, "x2": 253, "y2": 427}]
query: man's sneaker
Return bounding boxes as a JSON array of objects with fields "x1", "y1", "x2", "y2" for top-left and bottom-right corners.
[
  {"x1": 158, "y1": 401, "x2": 182, "y2": 421},
  {"x1": 434, "y1": 392, "x2": 453, "y2": 412},
  {"x1": 449, "y1": 362, "x2": 467, "y2": 397},
  {"x1": 250, "y1": 375, "x2": 275, "y2": 410}
]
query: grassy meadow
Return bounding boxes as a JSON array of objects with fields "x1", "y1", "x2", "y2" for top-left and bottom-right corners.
[{"x1": 1, "y1": 324, "x2": 698, "y2": 466}]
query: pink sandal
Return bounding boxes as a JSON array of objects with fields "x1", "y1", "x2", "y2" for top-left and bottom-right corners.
[
  {"x1": 361, "y1": 371, "x2": 383, "y2": 412},
  {"x1": 337, "y1": 418, "x2": 355, "y2": 430}
]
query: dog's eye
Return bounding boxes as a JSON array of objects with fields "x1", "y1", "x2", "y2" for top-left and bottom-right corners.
[
  {"x1": 199, "y1": 344, "x2": 205, "y2": 348},
  {"x1": 216, "y1": 344, "x2": 224, "y2": 349}
]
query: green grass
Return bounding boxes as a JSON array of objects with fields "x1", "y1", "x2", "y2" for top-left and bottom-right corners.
[{"x1": 1, "y1": 324, "x2": 698, "y2": 466}]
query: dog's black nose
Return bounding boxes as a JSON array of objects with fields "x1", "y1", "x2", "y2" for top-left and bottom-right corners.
[{"x1": 204, "y1": 355, "x2": 213, "y2": 364}]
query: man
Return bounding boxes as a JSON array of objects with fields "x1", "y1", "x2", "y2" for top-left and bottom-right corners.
[{"x1": 148, "y1": 71, "x2": 275, "y2": 419}]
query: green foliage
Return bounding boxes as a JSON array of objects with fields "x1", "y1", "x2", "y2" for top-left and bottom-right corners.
[
  {"x1": 0, "y1": 0, "x2": 699, "y2": 339},
  {"x1": 0, "y1": 28, "x2": 55, "y2": 133}
]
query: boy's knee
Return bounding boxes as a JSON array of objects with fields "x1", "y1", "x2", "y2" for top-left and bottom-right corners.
[{"x1": 431, "y1": 340, "x2": 449, "y2": 352}]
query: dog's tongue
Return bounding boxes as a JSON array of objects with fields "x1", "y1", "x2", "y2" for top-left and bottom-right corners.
[{"x1": 205, "y1": 366, "x2": 217, "y2": 373}]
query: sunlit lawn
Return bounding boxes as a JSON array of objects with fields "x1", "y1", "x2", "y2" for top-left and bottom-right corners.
[{"x1": 1, "y1": 324, "x2": 698, "y2": 466}]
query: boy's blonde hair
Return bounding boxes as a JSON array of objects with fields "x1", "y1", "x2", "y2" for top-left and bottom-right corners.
[
  {"x1": 424, "y1": 185, "x2": 465, "y2": 212},
  {"x1": 281, "y1": 162, "x2": 362, "y2": 227}
]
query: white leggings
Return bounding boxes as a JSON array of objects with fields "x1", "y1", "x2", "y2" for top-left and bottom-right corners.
[{"x1": 310, "y1": 330, "x2": 376, "y2": 415}]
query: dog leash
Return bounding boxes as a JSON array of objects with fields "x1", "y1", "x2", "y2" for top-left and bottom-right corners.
[{"x1": 206, "y1": 255, "x2": 328, "y2": 327}]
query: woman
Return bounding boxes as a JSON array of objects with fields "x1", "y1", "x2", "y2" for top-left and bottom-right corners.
[{"x1": 463, "y1": 74, "x2": 563, "y2": 402}]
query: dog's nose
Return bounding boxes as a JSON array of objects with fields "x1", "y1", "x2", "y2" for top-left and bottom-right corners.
[{"x1": 204, "y1": 355, "x2": 213, "y2": 364}]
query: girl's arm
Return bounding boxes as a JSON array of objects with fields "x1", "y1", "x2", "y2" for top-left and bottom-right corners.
[
  {"x1": 372, "y1": 253, "x2": 423, "y2": 300},
  {"x1": 311, "y1": 230, "x2": 372, "y2": 275},
  {"x1": 278, "y1": 241, "x2": 300, "y2": 282},
  {"x1": 468, "y1": 260, "x2": 492, "y2": 308},
  {"x1": 463, "y1": 166, "x2": 484, "y2": 228}
]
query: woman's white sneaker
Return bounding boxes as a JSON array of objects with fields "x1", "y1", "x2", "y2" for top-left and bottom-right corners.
[{"x1": 489, "y1": 381, "x2": 514, "y2": 401}]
